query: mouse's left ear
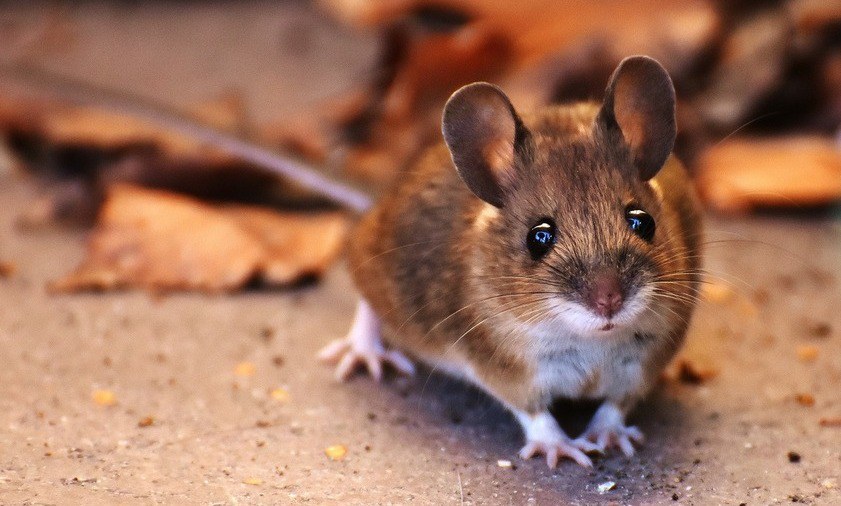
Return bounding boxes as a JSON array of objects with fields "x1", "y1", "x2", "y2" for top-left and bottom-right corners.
[
  {"x1": 442, "y1": 82, "x2": 532, "y2": 208},
  {"x1": 597, "y1": 55, "x2": 676, "y2": 181}
]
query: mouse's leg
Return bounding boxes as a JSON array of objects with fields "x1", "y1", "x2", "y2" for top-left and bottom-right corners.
[
  {"x1": 514, "y1": 410, "x2": 601, "y2": 468},
  {"x1": 318, "y1": 299, "x2": 415, "y2": 381},
  {"x1": 580, "y1": 401, "x2": 644, "y2": 457}
]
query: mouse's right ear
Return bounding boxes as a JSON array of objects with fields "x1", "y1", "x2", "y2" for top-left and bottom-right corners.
[
  {"x1": 597, "y1": 56, "x2": 676, "y2": 181},
  {"x1": 442, "y1": 83, "x2": 531, "y2": 208}
]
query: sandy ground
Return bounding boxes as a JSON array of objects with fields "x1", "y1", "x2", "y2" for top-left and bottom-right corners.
[{"x1": 0, "y1": 2, "x2": 840, "y2": 505}]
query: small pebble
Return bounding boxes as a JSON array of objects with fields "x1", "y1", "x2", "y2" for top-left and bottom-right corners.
[
  {"x1": 796, "y1": 345, "x2": 819, "y2": 362},
  {"x1": 270, "y1": 388, "x2": 290, "y2": 402},
  {"x1": 325, "y1": 444, "x2": 347, "y2": 461},
  {"x1": 92, "y1": 390, "x2": 117, "y2": 407},
  {"x1": 234, "y1": 362, "x2": 256, "y2": 376},
  {"x1": 597, "y1": 481, "x2": 616, "y2": 494},
  {"x1": 787, "y1": 451, "x2": 801, "y2": 463},
  {"x1": 794, "y1": 393, "x2": 815, "y2": 407}
]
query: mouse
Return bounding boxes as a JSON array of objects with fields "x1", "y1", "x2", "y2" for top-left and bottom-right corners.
[
  {"x1": 318, "y1": 55, "x2": 702, "y2": 467},
  {"x1": 6, "y1": 55, "x2": 701, "y2": 468}
]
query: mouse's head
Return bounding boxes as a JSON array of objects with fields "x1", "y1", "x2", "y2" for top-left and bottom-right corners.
[{"x1": 442, "y1": 56, "x2": 682, "y2": 337}]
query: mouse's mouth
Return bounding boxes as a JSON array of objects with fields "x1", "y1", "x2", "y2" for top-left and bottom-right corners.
[{"x1": 550, "y1": 287, "x2": 652, "y2": 336}]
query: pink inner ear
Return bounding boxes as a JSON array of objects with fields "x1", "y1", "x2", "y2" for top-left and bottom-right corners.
[
  {"x1": 613, "y1": 75, "x2": 648, "y2": 154},
  {"x1": 482, "y1": 135, "x2": 515, "y2": 178},
  {"x1": 477, "y1": 99, "x2": 517, "y2": 182}
]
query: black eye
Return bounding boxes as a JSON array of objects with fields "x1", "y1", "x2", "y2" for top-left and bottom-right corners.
[
  {"x1": 527, "y1": 219, "x2": 556, "y2": 260},
  {"x1": 625, "y1": 207, "x2": 655, "y2": 242}
]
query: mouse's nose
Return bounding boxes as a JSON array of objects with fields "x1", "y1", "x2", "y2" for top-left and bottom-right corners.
[{"x1": 587, "y1": 270, "x2": 624, "y2": 318}]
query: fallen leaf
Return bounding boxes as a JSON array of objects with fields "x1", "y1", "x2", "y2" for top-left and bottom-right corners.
[
  {"x1": 224, "y1": 206, "x2": 348, "y2": 286},
  {"x1": 49, "y1": 185, "x2": 348, "y2": 293},
  {"x1": 137, "y1": 416, "x2": 155, "y2": 427},
  {"x1": 92, "y1": 389, "x2": 117, "y2": 406},
  {"x1": 0, "y1": 87, "x2": 244, "y2": 159},
  {"x1": 819, "y1": 417, "x2": 841, "y2": 427},
  {"x1": 325, "y1": 444, "x2": 347, "y2": 461},
  {"x1": 696, "y1": 137, "x2": 841, "y2": 213},
  {"x1": 242, "y1": 477, "x2": 263, "y2": 486},
  {"x1": 794, "y1": 393, "x2": 815, "y2": 407}
]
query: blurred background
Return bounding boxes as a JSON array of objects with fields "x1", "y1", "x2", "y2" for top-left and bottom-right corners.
[
  {"x1": 1, "y1": 0, "x2": 839, "y2": 291},
  {"x1": 0, "y1": 1, "x2": 839, "y2": 504}
]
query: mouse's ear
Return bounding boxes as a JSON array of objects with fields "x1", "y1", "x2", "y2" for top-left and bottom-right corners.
[
  {"x1": 442, "y1": 82, "x2": 531, "y2": 208},
  {"x1": 597, "y1": 56, "x2": 676, "y2": 181}
]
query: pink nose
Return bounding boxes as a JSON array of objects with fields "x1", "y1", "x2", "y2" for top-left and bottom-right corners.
[{"x1": 587, "y1": 271, "x2": 624, "y2": 318}]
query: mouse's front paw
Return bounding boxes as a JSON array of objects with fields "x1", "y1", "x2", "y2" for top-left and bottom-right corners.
[
  {"x1": 515, "y1": 411, "x2": 599, "y2": 468},
  {"x1": 318, "y1": 300, "x2": 415, "y2": 382},
  {"x1": 318, "y1": 337, "x2": 415, "y2": 382},
  {"x1": 582, "y1": 402, "x2": 645, "y2": 457},
  {"x1": 519, "y1": 436, "x2": 598, "y2": 468}
]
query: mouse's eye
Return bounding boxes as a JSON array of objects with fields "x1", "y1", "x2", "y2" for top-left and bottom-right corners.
[
  {"x1": 527, "y1": 219, "x2": 556, "y2": 260},
  {"x1": 625, "y1": 207, "x2": 655, "y2": 242}
]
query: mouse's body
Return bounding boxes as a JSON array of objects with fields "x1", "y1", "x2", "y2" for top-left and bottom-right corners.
[{"x1": 320, "y1": 56, "x2": 702, "y2": 467}]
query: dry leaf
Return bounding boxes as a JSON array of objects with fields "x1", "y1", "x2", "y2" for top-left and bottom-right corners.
[
  {"x1": 0, "y1": 87, "x2": 244, "y2": 158},
  {"x1": 242, "y1": 477, "x2": 263, "y2": 485},
  {"x1": 50, "y1": 185, "x2": 264, "y2": 293},
  {"x1": 696, "y1": 137, "x2": 841, "y2": 213},
  {"x1": 50, "y1": 185, "x2": 348, "y2": 293},
  {"x1": 138, "y1": 416, "x2": 155, "y2": 427},
  {"x1": 224, "y1": 206, "x2": 348, "y2": 285}
]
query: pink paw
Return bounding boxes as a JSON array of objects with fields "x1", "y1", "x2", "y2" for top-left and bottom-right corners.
[
  {"x1": 318, "y1": 338, "x2": 415, "y2": 382},
  {"x1": 319, "y1": 300, "x2": 415, "y2": 382},
  {"x1": 583, "y1": 424, "x2": 644, "y2": 457},
  {"x1": 519, "y1": 436, "x2": 600, "y2": 468},
  {"x1": 582, "y1": 403, "x2": 645, "y2": 457},
  {"x1": 515, "y1": 411, "x2": 600, "y2": 468}
]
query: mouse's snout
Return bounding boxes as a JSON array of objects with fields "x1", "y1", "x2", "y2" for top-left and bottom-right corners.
[{"x1": 584, "y1": 269, "x2": 625, "y2": 319}]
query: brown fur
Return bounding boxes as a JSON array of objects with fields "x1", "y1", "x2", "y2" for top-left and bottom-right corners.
[{"x1": 347, "y1": 100, "x2": 701, "y2": 414}]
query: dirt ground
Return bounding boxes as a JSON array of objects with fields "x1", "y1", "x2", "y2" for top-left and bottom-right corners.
[{"x1": 0, "y1": 2, "x2": 840, "y2": 505}]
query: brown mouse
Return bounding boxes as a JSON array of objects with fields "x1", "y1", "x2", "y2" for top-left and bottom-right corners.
[
  {"x1": 319, "y1": 55, "x2": 702, "y2": 467},
  {"x1": 10, "y1": 55, "x2": 701, "y2": 468}
]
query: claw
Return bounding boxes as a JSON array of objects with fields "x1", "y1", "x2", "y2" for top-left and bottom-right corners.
[
  {"x1": 515, "y1": 411, "x2": 595, "y2": 468},
  {"x1": 571, "y1": 436, "x2": 602, "y2": 454},
  {"x1": 318, "y1": 300, "x2": 415, "y2": 381},
  {"x1": 582, "y1": 402, "x2": 644, "y2": 457}
]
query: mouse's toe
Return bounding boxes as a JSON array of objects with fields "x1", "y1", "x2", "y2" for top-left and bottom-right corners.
[{"x1": 318, "y1": 299, "x2": 415, "y2": 381}]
